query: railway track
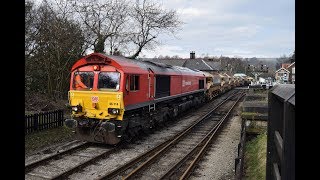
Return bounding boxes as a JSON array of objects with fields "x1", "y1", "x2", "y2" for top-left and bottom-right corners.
[
  {"x1": 96, "y1": 92, "x2": 244, "y2": 180},
  {"x1": 25, "y1": 90, "x2": 243, "y2": 180},
  {"x1": 25, "y1": 141, "x2": 89, "y2": 173},
  {"x1": 25, "y1": 141, "x2": 118, "y2": 179}
]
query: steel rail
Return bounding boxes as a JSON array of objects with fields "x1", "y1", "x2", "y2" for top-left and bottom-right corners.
[
  {"x1": 51, "y1": 146, "x2": 118, "y2": 180},
  {"x1": 160, "y1": 92, "x2": 243, "y2": 180},
  {"x1": 97, "y1": 91, "x2": 241, "y2": 180},
  {"x1": 25, "y1": 141, "x2": 90, "y2": 173},
  {"x1": 179, "y1": 92, "x2": 245, "y2": 180}
]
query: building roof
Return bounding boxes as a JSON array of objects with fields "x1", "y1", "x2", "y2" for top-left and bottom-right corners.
[
  {"x1": 183, "y1": 59, "x2": 220, "y2": 71},
  {"x1": 205, "y1": 61, "x2": 221, "y2": 70},
  {"x1": 281, "y1": 63, "x2": 291, "y2": 69},
  {"x1": 271, "y1": 84, "x2": 295, "y2": 102},
  {"x1": 287, "y1": 62, "x2": 295, "y2": 69},
  {"x1": 275, "y1": 67, "x2": 290, "y2": 73},
  {"x1": 143, "y1": 58, "x2": 221, "y2": 72}
]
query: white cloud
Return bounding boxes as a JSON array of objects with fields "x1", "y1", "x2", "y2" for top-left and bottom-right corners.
[
  {"x1": 213, "y1": 48, "x2": 225, "y2": 52},
  {"x1": 231, "y1": 49, "x2": 253, "y2": 55},
  {"x1": 231, "y1": 25, "x2": 261, "y2": 37},
  {"x1": 153, "y1": 0, "x2": 294, "y2": 58},
  {"x1": 140, "y1": 45, "x2": 189, "y2": 58},
  {"x1": 141, "y1": 46, "x2": 263, "y2": 58},
  {"x1": 177, "y1": 7, "x2": 209, "y2": 18}
]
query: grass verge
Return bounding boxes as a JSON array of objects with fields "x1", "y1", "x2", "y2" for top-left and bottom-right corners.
[
  {"x1": 241, "y1": 112, "x2": 260, "y2": 119},
  {"x1": 252, "y1": 89, "x2": 268, "y2": 94},
  {"x1": 25, "y1": 126, "x2": 75, "y2": 155},
  {"x1": 246, "y1": 121, "x2": 267, "y2": 134},
  {"x1": 243, "y1": 131, "x2": 267, "y2": 180}
]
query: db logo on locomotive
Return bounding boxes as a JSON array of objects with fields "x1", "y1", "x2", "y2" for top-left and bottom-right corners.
[{"x1": 91, "y1": 96, "x2": 99, "y2": 103}]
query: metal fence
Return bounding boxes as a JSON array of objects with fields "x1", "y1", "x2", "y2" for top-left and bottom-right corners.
[
  {"x1": 25, "y1": 110, "x2": 64, "y2": 134},
  {"x1": 266, "y1": 84, "x2": 295, "y2": 180}
]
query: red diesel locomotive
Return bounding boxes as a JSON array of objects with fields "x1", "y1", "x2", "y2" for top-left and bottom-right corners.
[{"x1": 65, "y1": 53, "x2": 206, "y2": 144}]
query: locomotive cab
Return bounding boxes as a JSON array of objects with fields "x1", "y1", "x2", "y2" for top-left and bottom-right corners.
[{"x1": 69, "y1": 65, "x2": 124, "y2": 121}]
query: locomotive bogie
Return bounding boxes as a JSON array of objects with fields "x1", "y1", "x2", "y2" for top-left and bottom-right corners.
[{"x1": 73, "y1": 118, "x2": 126, "y2": 144}]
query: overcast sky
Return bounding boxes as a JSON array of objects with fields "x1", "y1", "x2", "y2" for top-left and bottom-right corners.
[{"x1": 140, "y1": 0, "x2": 295, "y2": 58}]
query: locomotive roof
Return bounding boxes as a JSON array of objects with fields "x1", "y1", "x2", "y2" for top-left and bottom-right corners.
[
  {"x1": 71, "y1": 53, "x2": 204, "y2": 77},
  {"x1": 144, "y1": 58, "x2": 187, "y2": 67}
]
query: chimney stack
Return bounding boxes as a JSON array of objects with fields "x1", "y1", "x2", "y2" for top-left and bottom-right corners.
[{"x1": 190, "y1": 51, "x2": 195, "y2": 59}]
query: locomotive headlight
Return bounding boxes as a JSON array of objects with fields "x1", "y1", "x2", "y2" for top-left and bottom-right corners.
[
  {"x1": 93, "y1": 65, "x2": 100, "y2": 71},
  {"x1": 108, "y1": 108, "x2": 120, "y2": 115},
  {"x1": 72, "y1": 105, "x2": 82, "y2": 112}
]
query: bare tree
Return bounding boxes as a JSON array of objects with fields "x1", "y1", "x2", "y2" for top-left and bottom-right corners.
[
  {"x1": 25, "y1": 0, "x2": 40, "y2": 59},
  {"x1": 126, "y1": 0, "x2": 182, "y2": 59},
  {"x1": 70, "y1": 0, "x2": 129, "y2": 53},
  {"x1": 276, "y1": 54, "x2": 289, "y2": 69},
  {"x1": 291, "y1": 50, "x2": 295, "y2": 62},
  {"x1": 25, "y1": 0, "x2": 86, "y2": 98},
  {"x1": 171, "y1": 55, "x2": 182, "y2": 59}
]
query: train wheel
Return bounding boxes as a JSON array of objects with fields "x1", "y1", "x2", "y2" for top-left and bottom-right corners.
[
  {"x1": 142, "y1": 125, "x2": 154, "y2": 135},
  {"x1": 162, "y1": 114, "x2": 170, "y2": 127}
]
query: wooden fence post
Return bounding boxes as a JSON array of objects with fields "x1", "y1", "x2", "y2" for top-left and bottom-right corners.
[{"x1": 33, "y1": 113, "x2": 38, "y2": 132}]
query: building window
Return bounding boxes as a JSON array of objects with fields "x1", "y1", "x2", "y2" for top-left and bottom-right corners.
[{"x1": 130, "y1": 75, "x2": 139, "y2": 91}]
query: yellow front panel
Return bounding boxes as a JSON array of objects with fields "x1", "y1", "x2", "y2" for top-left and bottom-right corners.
[{"x1": 69, "y1": 90, "x2": 124, "y2": 120}]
